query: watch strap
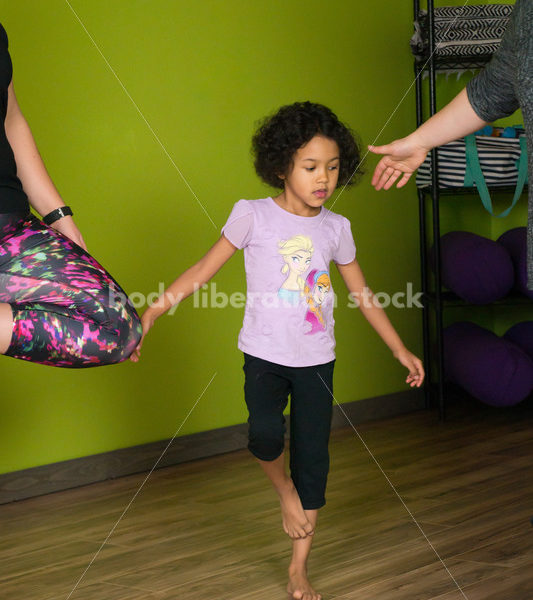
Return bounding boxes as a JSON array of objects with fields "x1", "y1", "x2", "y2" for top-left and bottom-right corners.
[{"x1": 43, "y1": 206, "x2": 73, "y2": 225}]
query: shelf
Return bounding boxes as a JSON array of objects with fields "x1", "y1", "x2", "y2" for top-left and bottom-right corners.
[
  {"x1": 415, "y1": 54, "x2": 493, "y2": 71},
  {"x1": 412, "y1": 0, "x2": 523, "y2": 420},
  {"x1": 424, "y1": 290, "x2": 532, "y2": 308},
  {"x1": 418, "y1": 184, "x2": 528, "y2": 196}
]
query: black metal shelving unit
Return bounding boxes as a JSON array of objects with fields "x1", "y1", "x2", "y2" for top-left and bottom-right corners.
[{"x1": 413, "y1": 0, "x2": 530, "y2": 420}]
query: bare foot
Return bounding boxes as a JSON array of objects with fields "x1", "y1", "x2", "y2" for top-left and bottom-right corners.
[
  {"x1": 287, "y1": 566, "x2": 322, "y2": 600},
  {"x1": 279, "y1": 482, "x2": 314, "y2": 539}
]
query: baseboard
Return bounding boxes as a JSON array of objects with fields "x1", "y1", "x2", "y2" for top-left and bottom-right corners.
[{"x1": 0, "y1": 389, "x2": 424, "y2": 504}]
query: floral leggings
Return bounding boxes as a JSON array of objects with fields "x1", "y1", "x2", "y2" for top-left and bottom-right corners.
[{"x1": 0, "y1": 211, "x2": 142, "y2": 368}]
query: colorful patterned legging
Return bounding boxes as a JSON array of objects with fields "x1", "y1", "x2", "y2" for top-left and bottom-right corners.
[{"x1": 0, "y1": 211, "x2": 142, "y2": 368}]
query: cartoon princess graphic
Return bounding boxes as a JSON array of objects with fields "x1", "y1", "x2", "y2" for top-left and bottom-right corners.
[
  {"x1": 304, "y1": 269, "x2": 331, "y2": 334},
  {"x1": 277, "y1": 235, "x2": 314, "y2": 307}
]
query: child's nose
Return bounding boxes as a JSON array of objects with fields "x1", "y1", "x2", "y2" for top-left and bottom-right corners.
[{"x1": 316, "y1": 168, "x2": 328, "y2": 182}]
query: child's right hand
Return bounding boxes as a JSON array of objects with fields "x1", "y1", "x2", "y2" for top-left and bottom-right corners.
[{"x1": 130, "y1": 309, "x2": 155, "y2": 363}]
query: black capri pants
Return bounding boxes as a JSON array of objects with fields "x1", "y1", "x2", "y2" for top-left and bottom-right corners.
[{"x1": 243, "y1": 353, "x2": 335, "y2": 510}]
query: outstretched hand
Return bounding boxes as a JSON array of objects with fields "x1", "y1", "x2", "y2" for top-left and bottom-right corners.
[
  {"x1": 368, "y1": 137, "x2": 430, "y2": 191},
  {"x1": 394, "y1": 347, "x2": 425, "y2": 388}
]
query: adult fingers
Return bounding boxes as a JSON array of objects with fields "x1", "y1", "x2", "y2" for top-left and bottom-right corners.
[
  {"x1": 376, "y1": 166, "x2": 402, "y2": 191},
  {"x1": 395, "y1": 172, "x2": 414, "y2": 189},
  {"x1": 368, "y1": 143, "x2": 394, "y2": 155},
  {"x1": 372, "y1": 159, "x2": 398, "y2": 189},
  {"x1": 382, "y1": 169, "x2": 403, "y2": 190}
]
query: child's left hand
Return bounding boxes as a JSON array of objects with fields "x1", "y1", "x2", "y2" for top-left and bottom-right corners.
[
  {"x1": 130, "y1": 309, "x2": 156, "y2": 363},
  {"x1": 394, "y1": 347, "x2": 425, "y2": 388}
]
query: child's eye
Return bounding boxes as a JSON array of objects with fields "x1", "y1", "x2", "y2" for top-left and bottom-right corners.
[
  {"x1": 305, "y1": 167, "x2": 315, "y2": 172},
  {"x1": 329, "y1": 166, "x2": 338, "y2": 171}
]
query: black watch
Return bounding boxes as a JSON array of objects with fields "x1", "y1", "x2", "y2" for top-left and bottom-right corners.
[{"x1": 43, "y1": 206, "x2": 73, "y2": 225}]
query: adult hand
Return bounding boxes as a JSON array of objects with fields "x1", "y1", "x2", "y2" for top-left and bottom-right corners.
[
  {"x1": 368, "y1": 136, "x2": 430, "y2": 191},
  {"x1": 51, "y1": 215, "x2": 87, "y2": 251}
]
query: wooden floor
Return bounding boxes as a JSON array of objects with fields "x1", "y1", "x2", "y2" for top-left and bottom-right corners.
[{"x1": 1, "y1": 395, "x2": 533, "y2": 600}]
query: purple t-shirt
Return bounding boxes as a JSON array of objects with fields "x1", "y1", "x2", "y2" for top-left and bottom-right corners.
[{"x1": 221, "y1": 197, "x2": 356, "y2": 367}]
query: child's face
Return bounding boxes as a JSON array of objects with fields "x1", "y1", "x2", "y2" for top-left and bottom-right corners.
[{"x1": 281, "y1": 135, "x2": 340, "y2": 216}]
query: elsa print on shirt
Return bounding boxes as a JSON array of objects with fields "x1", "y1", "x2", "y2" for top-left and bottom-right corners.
[{"x1": 277, "y1": 235, "x2": 314, "y2": 307}]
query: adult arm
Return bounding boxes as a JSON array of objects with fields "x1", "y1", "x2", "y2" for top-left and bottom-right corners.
[
  {"x1": 466, "y1": 0, "x2": 520, "y2": 123},
  {"x1": 370, "y1": 89, "x2": 487, "y2": 190},
  {"x1": 336, "y1": 259, "x2": 424, "y2": 387},
  {"x1": 4, "y1": 81, "x2": 87, "y2": 249},
  {"x1": 130, "y1": 234, "x2": 238, "y2": 361},
  {"x1": 370, "y1": 1, "x2": 520, "y2": 191}
]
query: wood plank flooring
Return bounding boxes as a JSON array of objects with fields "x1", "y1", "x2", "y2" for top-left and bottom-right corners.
[{"x1": 1, "y1": 395, "x2": 532, "y2": 600}]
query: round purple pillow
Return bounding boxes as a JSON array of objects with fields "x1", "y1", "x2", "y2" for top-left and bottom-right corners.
[
  {"x1": 497, "y1": 227, "x2": 533, "y2": 300},
  {"x1": 435, "y1": 231, "x2": 514, "y2": 304},
  {"x1": 443, "y1": 321, "x2": 533, "y2": 406},
  {"x1": 504, "y1": 321, "x2": 533, "y2": 361}
]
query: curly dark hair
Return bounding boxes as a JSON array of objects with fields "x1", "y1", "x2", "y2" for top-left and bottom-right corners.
[{"x1": 252, "y1": 101, "x2": 363, "y2": 189}]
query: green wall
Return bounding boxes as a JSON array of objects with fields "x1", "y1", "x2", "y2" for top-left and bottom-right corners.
[{"x1": 1, "y1": 0, "x2": 431, "y2": 474}]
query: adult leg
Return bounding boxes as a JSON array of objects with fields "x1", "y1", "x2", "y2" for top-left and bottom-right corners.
[
  {"x1": 0, "y1": 214, "x2": 19, "y2": 354},
  {"x1": 0, "y1": 302, "x2": 13, "y2": 354},
  {"x1": 243, "y1": 354, "x2": 314, "y2": 539},
  {"x1": 0, "y1": 214, "x2": 141, "y2": 367}
]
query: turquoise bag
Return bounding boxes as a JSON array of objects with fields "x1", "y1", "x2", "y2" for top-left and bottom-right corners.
[{"x1": 464, "y1": 134, "x2": 528, "y2": 218}]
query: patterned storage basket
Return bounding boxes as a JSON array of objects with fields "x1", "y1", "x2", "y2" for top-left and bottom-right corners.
[
  {"x1": 416, "y1": 131, "x2": 528, "y2": 218},
  {"x1": 411, "y1": 4, "x2": 514, "y2": 62}
]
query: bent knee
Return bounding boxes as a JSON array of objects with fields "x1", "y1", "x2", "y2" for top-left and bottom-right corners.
[
  {"x1": 118, "y1": 318, "x2": 142, "y2": 361},
  {"x1": 102, "y1": 302, "x2": 142, "y2": 364},
  {"x1": 248, "y1": 424, "x2": 285, "y2": 461}
]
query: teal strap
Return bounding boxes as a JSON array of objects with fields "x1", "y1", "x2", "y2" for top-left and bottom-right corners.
[
  {"x1": 465, "y1": 134, "x2": 494, "y2": 214},
  {"x1": 464, "y1": 134, "x2": 528, "y2": 218},
  {"x1": 463, "y1": 136, "x2": 475, "y2": 188},
  {"x1": 518, "y1": 136, "x2": 529, "y2": 185}
]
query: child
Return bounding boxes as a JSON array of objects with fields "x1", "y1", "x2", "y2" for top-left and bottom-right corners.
[{"x1": 131, "y1": 101, "x2": 424, "y2": 600}]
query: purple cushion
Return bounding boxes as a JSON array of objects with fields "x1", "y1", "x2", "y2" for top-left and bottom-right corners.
[
  {"x1": 504, "y1": 321, "x2": 533, "y2": 361},
  {"x1": 497, "y1": 227, "x2": 533, "y2": 300},
  {"x1": 435, "y1": 231, "x2": 514, "y2": 304},
  {"x1": 444, "y1": 321, "x2": 533, "y2": 406}
]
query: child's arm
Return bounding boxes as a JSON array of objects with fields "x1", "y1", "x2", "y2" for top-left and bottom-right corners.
[
  {"x1": 336, "y1": 259, "x2": 424, "y2": 388},
  {"x1": 130, "y1": 235, "x2": 238, "y2": 362}
]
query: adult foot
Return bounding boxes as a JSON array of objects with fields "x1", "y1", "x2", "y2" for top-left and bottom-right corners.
[
  {"x1": 287, "y1": 567, "x2": 322, "y2": 600},
  {"x1": 279, "y1": 482, "x2": 314, "y2": 539}
]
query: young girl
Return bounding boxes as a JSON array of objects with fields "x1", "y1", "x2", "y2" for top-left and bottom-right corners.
[{"x1": 131, "y1": 101, "x2": 424, "y2": 600}]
